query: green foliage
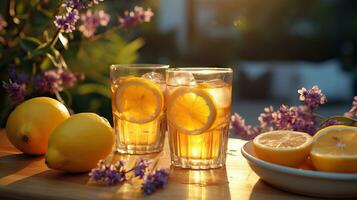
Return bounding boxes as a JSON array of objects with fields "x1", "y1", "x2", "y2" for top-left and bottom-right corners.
[
  {"x1": 0, "y1": 0, "x2": 146, "y2": 126},
  {"x1": 19, "y1": 37, "x2": 41, "y2": 51},
  {"x1": 65, "y1": 33, "x2": 144, "y2": 121}
]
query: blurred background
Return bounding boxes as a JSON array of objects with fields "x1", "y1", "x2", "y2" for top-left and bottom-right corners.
[
  {"x1": 140, "y1": 0, "x2": 357, "y2": 125},
  {"x1": 1, "y1": 0, "x2": 357, "y2": 126}
]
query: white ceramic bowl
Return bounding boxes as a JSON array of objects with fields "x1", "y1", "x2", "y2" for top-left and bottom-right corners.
[{"x1": 241, "y1": 141, "x2": 357, "y2": 198}]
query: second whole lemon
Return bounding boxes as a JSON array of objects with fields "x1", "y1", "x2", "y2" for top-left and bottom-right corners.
[{"x1": 45, "y1": 113, "x2": 115, "y2": 173}]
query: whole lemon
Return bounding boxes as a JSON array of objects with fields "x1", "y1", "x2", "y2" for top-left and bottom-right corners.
[
  {"x1": 6, "y1": 97, "x2": 70, "y2": 155},
  {"x1": 45, "y1": 113, "x2": 115, "y2": 173}
]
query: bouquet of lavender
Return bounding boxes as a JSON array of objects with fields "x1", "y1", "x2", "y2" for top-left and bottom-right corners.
[
  {"x1": 231, "y1": 85, "x2": 357, "y2": 139},
  {"x1": 0, "y1": 0, "x2": 154, "y2": 125}
]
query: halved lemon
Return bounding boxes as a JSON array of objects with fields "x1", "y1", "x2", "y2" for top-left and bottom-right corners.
[
  {"x1": 311, "y1": 125, "x2": 357, "y2": 173},
  {"x1": 253, "y1": 130, "x2": 313, "y2": 167},
  {"x1": 114, "y1": 77, "x2": 164, "y2": 123},
  {"x1": 167, "y1": 87, "x2": 216, "y2": 134}
]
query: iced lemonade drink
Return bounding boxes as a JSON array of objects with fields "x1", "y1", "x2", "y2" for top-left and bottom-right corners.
[
  {"x1": 110, "y1": 64, "x2": 169, "y2": 154},
  {"x1": 166, "y1": 68, "x2": 232, "y2": 169}
]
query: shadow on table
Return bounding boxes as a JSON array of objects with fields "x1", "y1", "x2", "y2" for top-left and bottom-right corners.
[
  {"x1": 169, "y1": 166, "x2": 231, "y2": 200},
  {"x1": 249, "y1": 179, "x2": 316, "y2": 200},
  {"x1": 0, "y1": 154, "x2": 43, "y2": 179}
]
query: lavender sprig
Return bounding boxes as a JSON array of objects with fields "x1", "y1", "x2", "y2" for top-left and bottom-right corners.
[
  {"x1": 298, "y1": 85, "x2": 327, "y2": 110},
  {"x1": 118, "y1": 6, "x2": 154, "y2": 29},
  {"x1": 79, "y1": 10, "x2": 110, "y2": 38},
  {"x1": 33, "y1": 69, "x2": 83, "y2": 94},
  {"x1": 142, "y1": 169, "x2": 169, "y2": 195},
  {"x1": 133, "y1": 159, "x2": 149, "y2": 178},
  {"x1": 54, "y1": 0, "x2": 105, "y2": 33},
  {"x1": 231, "y1": 85, "x2": 355, "y2": 139},
  {"x1": 2, "y1": 81, "x2": 27, "y2": 103},
  {"x1": 89, "y1": 160, "x2": 126, "y2": 185},
  {"x1": 89, "y1": 159, "x2": 169, "y2": 195},
  {"x1": 2, "y1": 67, "x2": 28, "y2": 103}
]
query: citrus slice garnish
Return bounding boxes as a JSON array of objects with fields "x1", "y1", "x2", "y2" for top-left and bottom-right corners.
[
  {"x1": 115, "y1": 77, "x2": 164, "y2": 124},
  {"x1": 167, "y1": 87, "x2": 216, "y2": 134},
  {"x1": 253, "y1": 130, "x2": 313, "y2": 167},
  {"x1": 310, "y1": 125, "x2": 357, "y2": 173}
]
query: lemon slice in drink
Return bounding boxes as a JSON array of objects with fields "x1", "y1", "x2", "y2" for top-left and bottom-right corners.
[
  {"x1": 167, "y1": 87, "x2": 216, "y2": 134},
  {"x1": 115, "y1": 77, "x2": 164, "y2": 123},
  {"x1": 311, "y1": 125, "x2": 357, "y2": 173},
  {"x1": 253, "y1": 130, "x2": 313, "y2": 167}
]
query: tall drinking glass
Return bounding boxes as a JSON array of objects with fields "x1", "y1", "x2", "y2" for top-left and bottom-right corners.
[
  {"x1": 166, "y1": 68, "x2": 233, "y2": 169},
  {"x1": 110, "y1": 64, "x2": 169, "y2": 154}
]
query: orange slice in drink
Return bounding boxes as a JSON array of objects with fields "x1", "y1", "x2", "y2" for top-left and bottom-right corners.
[
  {"x1": 310, "y1": 125, "x2": 357, "y2": 173},
  {"x1": 167, "y1": 87, "x2": 216, "y2": 134},
  {"x1": 114, "y1": 77, "x2": 164, "y2": 123},
  {"x1": 253, "y1": 130, "x2": 313, "y2": 167}
]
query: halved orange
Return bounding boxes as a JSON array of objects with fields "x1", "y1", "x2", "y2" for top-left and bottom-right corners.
[
  {"x1": 114, "y1": 77, "x2": 164, "y2": 123},
  {"x1": 253, "y1": 130, "x2": 313, "y2": 167},
  {"x1": 311, "y1": 125, "x2": 357, "y2": 173},
  {"x1": 167, "y1": 87, "x2": 216, "y2": 134}
]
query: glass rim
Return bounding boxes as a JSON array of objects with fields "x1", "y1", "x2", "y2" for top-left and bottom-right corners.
[
  {"x1": 166, "y1": 67, "x2": 232, "y2": 73},
  {"x1": 110, "y1": 64, "x2": 170, "y2": 70}
]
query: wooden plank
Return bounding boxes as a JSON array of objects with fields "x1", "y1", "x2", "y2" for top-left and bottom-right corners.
[{"x1": 0, "y1": 129, "x2": 316, "y2": 200}]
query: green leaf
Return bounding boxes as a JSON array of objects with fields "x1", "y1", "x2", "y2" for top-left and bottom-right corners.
[
  {"x1": 319, "y1": 115, "x2": 357, "y2": 127},
  {"x1": 67, "y1": 33, "x2": 144, "y2": 73},
  {"x1": 59, "y1": 33, "x2": 69, "y2": 49},
  {"x1": 20, "y1": 37, "x2": 41, "y2": 51},
  {"x1": 32, "y1": 45, "x2": 55, "y2": 57}
]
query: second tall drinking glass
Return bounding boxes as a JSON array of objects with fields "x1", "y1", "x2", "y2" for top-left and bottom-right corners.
[
  {"x1": 110, "y1": 64, "x2": 169, "y2": 154},
  {"x1": 166, "y1": 68, "x2": 233, "y2": 169}
]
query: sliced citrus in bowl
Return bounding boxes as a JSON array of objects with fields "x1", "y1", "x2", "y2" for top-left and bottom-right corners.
[
  {"x1": 310, "y1": 125, "x2": 357, "y2": 173},
  {"x1": 253, "y1": 130, "x2": 313, "y2": 167},
  {"x1": 167, "y1": 87, "x2": 216, "y2": 134},
  {"x1": 114, "y1": 77, "x2": 164, "y2": 124}
]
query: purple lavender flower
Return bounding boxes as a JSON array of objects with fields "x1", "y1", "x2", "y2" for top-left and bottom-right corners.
[
  {"x1": 79, "y1": 10, "x2": 110, "y2": 38},
  {"x1": 2, "y1": 67, "x2": 28, "y2": 103},
  {"x1": 263, "y1": 105, "x2": 316, "y2": 135},
  {"x1": 33, "y1": 69, "x2": 83, "y2": 94},
  {"x1": 345, "y1": 96, "x2": 357, "y2": 118},
  {"x1": 142, "y1": 168, "x2": 169, "y2": 195},
  {"x1": 0, "y1": 16, "x2": 7, "y2": 31},
  {"x1": 64, "y1": 0, "x2": 103, "y2": 10},
  {"x1": 90, "y1": 168, "x2": 102, "y2": 181},
  {"x1": 8, "y1": 66, "x2": 28, "y2": 84},
  {"x1": 133, "y1": 159, "x2": 149, "y2": 179},
  {"x1": 33, "y1": 69, "x2": 63, "y2": 94},
  {"x1": 230, "y1": 113, "x2": 259, "y2": 140},
  {"x1": 54, "y1": 10, "x2": 79, "y2": 33},
  {"x1": 89, "y1": 160, "x2": 126, "y2": 185},
  {"x1": 2, "y1": 81, "x2": 26, "y2": 103},
  {"x1": 118, "y1": 6, "x2": 154, "y2": 29},
  {"x1": 59, "y1": 68, "x2": 83, "y2": 87},
  {"x1": 298, "y1": 85, "x2": 327, "y2": 110},
  {"x1": 258, "y1": 106, "x2": 274, "y2": 131},
  {"x1": 104, "y1": 165, "x2": 126, "y2": 185}
]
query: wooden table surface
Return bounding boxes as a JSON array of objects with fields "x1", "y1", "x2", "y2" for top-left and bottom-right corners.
[{"x1": 0, "y1": 129, "x2": 317, "y2": 200}]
